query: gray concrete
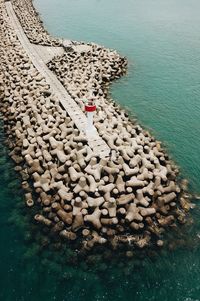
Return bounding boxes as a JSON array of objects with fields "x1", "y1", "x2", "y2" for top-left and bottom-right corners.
[
  {"x1": 32, "y1": 44, "x2": 64, "y2": 64},
  {"x1": 6, "y1": 1, "x2": 110, "y2": 158}
]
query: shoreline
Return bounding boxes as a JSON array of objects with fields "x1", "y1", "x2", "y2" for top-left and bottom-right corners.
[{"x1": 0, "y1": 0, "x2": 193, "y2": 253}]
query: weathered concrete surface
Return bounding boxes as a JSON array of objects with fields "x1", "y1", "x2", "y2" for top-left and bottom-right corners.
[
  {"x1": 5, "y1": 1, "x2": 110, "y2": 158},
  {"x1": 32, "y1": 44, "x2": 64, "y2": 64},
  {"x1": 0, "y1": 0, "x2": 191, "y2": 252}
]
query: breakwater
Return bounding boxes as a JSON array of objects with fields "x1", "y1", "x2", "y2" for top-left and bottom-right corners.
[{"x1": 0, "y1": 0, "x2": 192, "y2": 253}]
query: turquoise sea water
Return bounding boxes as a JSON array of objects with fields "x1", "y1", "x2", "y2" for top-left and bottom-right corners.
[{"x1": 1, "y1": 0, "x2": 200, "y2": 300}]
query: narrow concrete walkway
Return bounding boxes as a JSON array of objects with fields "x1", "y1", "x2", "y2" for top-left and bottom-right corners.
[{"x1": 5, "y1": 1, "x2": 110, "y2": 158}]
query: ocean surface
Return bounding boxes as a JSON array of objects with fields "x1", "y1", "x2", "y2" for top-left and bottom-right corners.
[{"x1": 1, "y1": 0, "x2": 200, "y2": 300}]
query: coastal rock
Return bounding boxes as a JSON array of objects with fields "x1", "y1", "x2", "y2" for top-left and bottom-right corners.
[{"x1": 0, "y1": 0, "x2": 191, "y2": 253}]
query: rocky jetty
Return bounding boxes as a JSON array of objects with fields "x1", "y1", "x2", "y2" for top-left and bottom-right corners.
[
  {"x1": 12, "y1": 0, "x2": 61, "y2": 46},
  {"x1": 0, "y1": 0, "x2": 192, "y2": 253}
]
